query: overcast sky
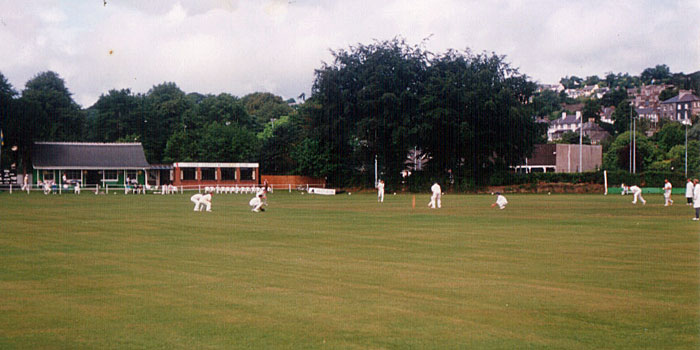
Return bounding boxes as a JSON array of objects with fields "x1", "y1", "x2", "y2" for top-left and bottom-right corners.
[{"x1": 1, "y1": 0, "x2": 698, "y2": 108}]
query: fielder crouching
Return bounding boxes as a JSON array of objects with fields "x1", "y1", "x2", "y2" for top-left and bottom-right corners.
[{"x1": 249, "y1": 191, "x2": 265, "y2": 212}]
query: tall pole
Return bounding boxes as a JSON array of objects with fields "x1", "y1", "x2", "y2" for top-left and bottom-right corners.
[
  {"x1": 578, "y1": 111, "x2": 582, "y2": 172},
  {"x1": 374, "y1": 154, "x2": 378, "y2": 187},
  {"x1": 633, "y1": 114, "x2": 636, "y2": 174},
  {"x1": 685, "y1": 119, "x2": 689, "y2": 177},
  {"x1": 629, "y1": 113, "x2": 632, "y2": 173},
  {"x1": 630, "y1": 102, "x2": 636, "y2": 174}
]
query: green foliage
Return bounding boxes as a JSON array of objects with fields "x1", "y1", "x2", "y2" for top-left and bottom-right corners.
[
  {"x1": 602, "y1": 72, "x2": 640, "y2": 90},
  {"x1": 584, "y1": 75, "x2": 600, "y2": 86},
  {"x1": 240, "y1": 92, "x2": 294, "y2": 129},
  {"x1": 196, "y1": 93, "x2": 253, "y2": 129},
  {"x1": 258, "y1": 115, "x2": 302, "y2": 175},
  {"x1": 488, "y1": 169, "x2": 690, "y2": 188},
  {"x1": 20, "y1": 71, "x2": 85, "y2": 142},
  {"x1": 658, "y1": 87, "x2": 679, "y2": 102},
  {"x1": 582, "y1": 98, "x2": 601, "y2": 121},
  {"x1": 559, "y1": 75, "x2": 583, "y2": 89},
  {"x1": 603, "y1": 131, "x2": 660, "y2": 172},
  {"x1": 89, "y1": 89, "x2": 143, "y2": 142},
  {"x1": 610, "y1": 100, "x2": 636, "y2": 135},
  {"x1": 142, "y1": 82, "x2": 193, "y2": 163},
  {"x1": 531, "y1": 89, "x2": 561, "y2": 118},
  {"x1": 651, "y1": 122, "x2": 685, "y2": 152},
  {"x1": 600, "y1": 88, "x2": 628, "y2": 108},
  {"x1": 163, "y1": 122, "x2": 259, "y2": 163},
  {"x1": 291, "y1": 138, "x2": 334, "y2": 178},
  {"x1": 257, "y1": 115, "x2": 290, "y2": 141},
  {"x1": 310, "y1": 38, "x2": 538, "y2": 187},
  {"x1": 554, "y1": 131, "x2": 591, "y2": 145},
  {"x1": 0, "y1": 72, "x2": 19, "y2": 169},
  {"x1": 667, "y1": 141, "x2": 700, "y2": 174},
  {"x1": 640, "y1": 64, "x2": 672, "y2": 85}
]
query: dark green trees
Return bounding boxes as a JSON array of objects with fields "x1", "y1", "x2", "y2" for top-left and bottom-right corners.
[{"x1": 309, "y1": 39, "x2": 538, "y2": 187}]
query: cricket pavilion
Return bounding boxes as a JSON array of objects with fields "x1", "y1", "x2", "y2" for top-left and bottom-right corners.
[
  {"x1": 30, "y1": 142, "x2": 262, "y2": 190},
  {"x1": 30, "y1": 142, "x2": 151, "y2": 188}
]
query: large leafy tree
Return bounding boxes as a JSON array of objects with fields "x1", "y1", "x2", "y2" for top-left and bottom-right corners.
[
  {"x1": 0, "y1": 72, "x2": 19, "y2": 169},
  {"x1": 257, "y1": 115, "x2": 304, "y2": 174},
  {"x1": 651, "y1": 122, "x2": 685, "y2": 152},
  {"x1": 531, "y1": 89, "x2": 562, "y2": 119},
  {"x1": 163, "y1": 122, "x2": 259, "y2": 163},
  {"x1": 89, "y1": 89, "x2": 143, "y2": 142},
  {"x1": 240, "y1": 92, "x2": 293, "y2": 129},
  {"x1": 196, "y1": 93, "x2": 253, "y2": 128},
  {"x1": 611, "y1": 100, "x2": 636, "y2": 135},
  {"x1": 582, "y1": 98, "x2": 601, "y2": 122},
  {"x1": 603, "y1": 131, "x2": 660, "y2": 171},
  {"x1": 640, "y1": 64, "x2": 672, "y2": 85},
  {"x1": 559, "y1": 76, "x2": 583, "y2": 89},
  {"x1": 310, "y1": 39, "x2": 538, "y2": 187},
  {"x1": 142, "y1": 82, "x2": 193, "y2": 163},
  {"x1": 310, "y1": 38, "x2": 427, "y2": 186},
  {"x1": 419, "y1": 51, "x2": 538, "y2": 185},
  {"x1": 20, "y1": 71, "x2": 85, "y2": 142},
  {"x1": 600, "y1": 88, "x2": 628, "y2": 107}
]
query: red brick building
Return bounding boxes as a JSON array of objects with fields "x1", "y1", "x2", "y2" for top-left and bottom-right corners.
[{"x1": 172, "y1": 162, "x2": 259, "y2": 187}]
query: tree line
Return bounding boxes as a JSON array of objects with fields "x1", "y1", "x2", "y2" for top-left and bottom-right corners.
[{"x1": 1, "y1": 38, "x2": 698, "y2": 188}]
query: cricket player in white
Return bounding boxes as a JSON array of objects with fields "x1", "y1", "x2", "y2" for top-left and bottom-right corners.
[
  {"x1": 377, "y1": 180, "x2": 385, "y2": 203},
  {"x1": 428, "y1": 183, "x2": 441, "y2": 209},
  {"x1": 249, "y1": 191, "x2": 265, "y2": 212},
  {"x1": 190, "y1": 193, "x2": 203, "y2": 211},
  {"x1": 491, "y1": 192, "x2": 508, "y2": 209},
  {"x1": 693, "y1": 179, "x2": 700, "y2": 221},
  {"x1": 21, "y1": 175, "x2": 30, "y2": 194},
  {"x1": 685, "y1": 179, "x2": 694, "y2": 205},
  {"x1": 663, "y1": 179, "x2": 673, "y2": 206},
  {"x1": 630, "y1": 185, "x2": 646, "y2": 205},
  {"x1": 199, "y1": 191, "x2": 212, "y2": 212}
]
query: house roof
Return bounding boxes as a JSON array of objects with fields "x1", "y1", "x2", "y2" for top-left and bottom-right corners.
[
  {"x1": 635, "y1": 107, "x2": 657, "y2": 114},
  {"x1": 661, "y1": 92, "x2": 700, "y2": 104},
  {"x1": 574, "y1": 122, "x2": 607, "y2": 132},
  {"x1": 32, "y1": 142, "x2": 150, "y2": 169},
  {"x1": 550, "y1": 113, "x2": 581, "y2": 125}
]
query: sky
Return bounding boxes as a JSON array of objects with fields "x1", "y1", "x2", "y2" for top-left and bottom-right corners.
[{"x1": 0, "y1": 0, "x2": 698, "y2": 108}]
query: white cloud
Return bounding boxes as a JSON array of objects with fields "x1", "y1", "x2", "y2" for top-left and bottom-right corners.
[{"x1": 0, "y1": 0, "x2": 698, "y2": 107}]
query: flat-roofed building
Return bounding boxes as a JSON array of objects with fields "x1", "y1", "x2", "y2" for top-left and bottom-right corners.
[{"x1": 172, "y1": 162, "x2": 259, "y2": 187}]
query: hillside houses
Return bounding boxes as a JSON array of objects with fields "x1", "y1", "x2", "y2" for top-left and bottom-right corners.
[
  {"x1": 547, "y1": 112, "x2": 582, "y2": 141},
  {"x1": 660, "y1": 90, "x2": 700, "y2": 121},
  {"x1": 547, "y1": 112, "x2": 610, "y2": 144},
  {"x1": 539, "y1": 81, "x2": 699, "y2": 137}
]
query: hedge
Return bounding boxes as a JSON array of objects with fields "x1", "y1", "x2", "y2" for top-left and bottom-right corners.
[{"x1": 488, "y1": 170, "x2": 693, "y2": 188}]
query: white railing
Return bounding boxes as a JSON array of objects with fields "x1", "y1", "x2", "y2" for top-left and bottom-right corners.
[{"x1": 0, "y1": 183, "x2": 327, "y2": 195}]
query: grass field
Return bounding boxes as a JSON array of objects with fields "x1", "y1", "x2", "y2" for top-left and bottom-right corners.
[{"x1": 1, "y1": 190, "x2": 698, "y2": 349}]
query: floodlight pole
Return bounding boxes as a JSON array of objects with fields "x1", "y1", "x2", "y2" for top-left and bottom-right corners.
[
  {"x1": 629, "y1": 113, "x2": 632, "y2": 173},
  {"x1": 374, "y1": 154, "x2": 378, "y2": 188},
  {"x1": 578, "y1": 111, "x2": 583, "y2": 172},
  {"x1": 630, "y1": 101, "x2": 636, "y2": 174},
  {"x1": 685, "y1": 118, "x2": 689, "y2": 177}
]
